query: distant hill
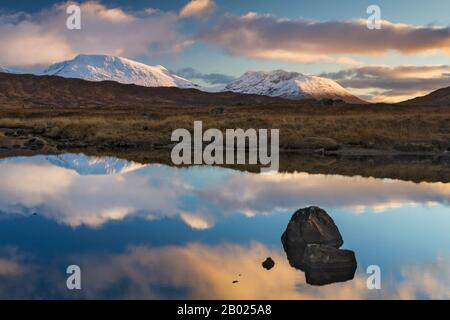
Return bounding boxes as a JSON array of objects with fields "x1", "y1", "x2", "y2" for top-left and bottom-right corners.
[
  {"x1": 0, "y1": 72, "x2": 301, "y2": 109},
  {"x1": 224, "y1": 70, "x2": 366, "y2": 104},
  {"x1": 401, "y1": 86, "x2": 450, "y2": 106}
]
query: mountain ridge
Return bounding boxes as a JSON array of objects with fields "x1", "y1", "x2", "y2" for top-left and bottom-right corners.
[
  {"x1": 43, "y1": 54, "x2": 200, "y2": 89},
  {"x1": 0, "y1": 71, "x2": 298, "y2": 109},
  {"x1": 39, "y1": 54, "x2": 364, "y2": 103},
  {"x1": 224, "y1": 70, "x2": 366, "y2": 104},
  {"x1": 401, "y1": 86, "x2": 450, "y2": 106},
  {"x1": 3, "y1": 55, "x2": 449, "y2": 105}
]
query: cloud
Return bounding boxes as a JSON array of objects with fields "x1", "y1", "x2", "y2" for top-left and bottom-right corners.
[
  {"x1": 0, "y1": 248, "x2": 26, "y2": 277},
  {"x1": 180, "y1": 212, "x2": 214, "y2": 230},
  {"x1": 76, "y1": 243, "x2": 363, "y2": 299},
  {"x1": 396, "y1": 256, "x2": 450, "y2": 299},
  {"x1": 0, "y1": 259, "x2": 22, "y2": 276},
  {"x1": 0, "y1": 160, "x2": 188, "y2": 227},
  {"x1": 174, "y1": 67, "x2": 236, "y2": 84},
  {"x1": 321, "y1": 65, "x2": 450, "y2": 102},
  {"x1": 4, "y1": 243, "x2": 448, "y2": 299},
  {"x1": 198, "y1": 13, "x2": 450, "y2": 63},
  {"x1": 1, "y1": 155, "x2": 450, "y2": 228},
  {"x1": 0, "y1": 1, "x2": 186, "y2": 67},
  {"x1": 197, "y1": 171, "x2": 450, "y2": 215},
  {"x1": 64, "y1": 248, "x2": 450, "y2": 299},
  {"x1": 180, "y1": 0, "x2": 216, "y2": 18},
  {"x1": 80, "y1": 247, "x2": 450, "y2": 299}
]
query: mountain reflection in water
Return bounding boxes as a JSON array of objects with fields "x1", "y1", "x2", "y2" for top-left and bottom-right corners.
[{"x1": 0, "y1": 154, "x2": 448, "y2": 299}]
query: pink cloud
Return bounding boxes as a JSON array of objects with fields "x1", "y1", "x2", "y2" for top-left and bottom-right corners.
[
  {"x1": 198, "y1": 13, "x2": 450, "y2": 63},
  {"x1": 180, "y1": 0, "x2": 216, "y2": 18},
  {"x1": 0, "y1": 1, "x2": 187, "y2": 67}
]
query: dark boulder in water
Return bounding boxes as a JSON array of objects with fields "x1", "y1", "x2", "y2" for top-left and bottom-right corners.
[
  {"x1": 281, "y1": 206, "x2": 356, "y2": 285},
  {"x1": 302, "y1": 244, "x2": 357, "y2": 286},
  {"x1": 281, "y1": 206, "x2": 343, "y2": 251}
]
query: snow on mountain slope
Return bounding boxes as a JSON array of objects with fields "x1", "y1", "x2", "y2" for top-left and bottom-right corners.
[
  {"x1": 44, "y1": 154, "x2": 147, "y2": 175},
  {"x1": 43, "y1": 54, "x2": 200, "y2": 89},
  {"x1": 0, "y1": 67, "x2": 23, "y2": 74},
  {"x1": 201, "y1": 84, "x2": 227, "y2": 93},
  {"x1": 0, "y1": 154, "x2": 146, "y2": 175},
  {"x1": 223, "y1": 70, "x2": 365, "y2": 104},
  {"x1": 40, "y1": 55, "x2": 363, "y2": 103}
]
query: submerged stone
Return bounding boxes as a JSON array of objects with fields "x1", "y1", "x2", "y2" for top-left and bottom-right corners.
[{"x1": 302, "y1": 244, "x2": 357, "y2": 286}]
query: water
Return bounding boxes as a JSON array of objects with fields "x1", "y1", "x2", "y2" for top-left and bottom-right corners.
[{"x1": 0, "y1": 153, "x2": 448, "y2": 299}]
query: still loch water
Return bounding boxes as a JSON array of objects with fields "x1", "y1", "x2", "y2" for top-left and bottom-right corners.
[{"x1": 0, "y1": 154, "x2": 449, "y2": 299}]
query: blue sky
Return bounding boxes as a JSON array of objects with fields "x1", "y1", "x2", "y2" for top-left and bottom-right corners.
[
  {"x1": 0, "y1": 0, "x2": 449, "y2": 101},
  {"x1": 2, "y1": 0, "x2": 450, "y2": 24}
]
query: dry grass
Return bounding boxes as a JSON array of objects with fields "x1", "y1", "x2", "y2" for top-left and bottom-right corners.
[{"x1": 1, "y1": 103, "x2": 450, "y2": 152}]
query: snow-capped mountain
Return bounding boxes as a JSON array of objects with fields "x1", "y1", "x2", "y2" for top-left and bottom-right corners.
[
  {"x1": 40, "y1": 55, "x2": 363, "y2": 103},
  {"x1": 0, "y1": 154, "x2": 146, "y2": 175},
  {"x1": 0, "y1": 66, "x2": 24, "y2": 74},
  {"x1": 43, "y1": 54, "x2": 200, "y2": 89},
  {"x1": 43, "y1": 154, "x2": 147, "y2": 175},
  {"x1": 223, "y1": 70, "x2": 365, "y2": 103}
]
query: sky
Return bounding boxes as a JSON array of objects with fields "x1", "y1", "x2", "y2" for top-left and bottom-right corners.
[{"x1": 0, "y1": 0, "x2": 449, "y2": 102}]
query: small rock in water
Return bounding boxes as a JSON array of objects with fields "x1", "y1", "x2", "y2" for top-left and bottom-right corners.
[{"x1": 262, "y1": 257, "x2": 275, "y2": 270}]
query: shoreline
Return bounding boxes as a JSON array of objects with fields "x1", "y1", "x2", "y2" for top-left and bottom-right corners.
[
  {"x1": 2, "y1": 129, "x2": 450, "y2": 184},
  {"x1": 2, "y1": 126, "x2": 450, "y2": 158}
]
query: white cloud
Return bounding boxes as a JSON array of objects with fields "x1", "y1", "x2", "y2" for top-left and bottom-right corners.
[
  {"x1": 197, "y1": 172, "x2": 450, "y2": 215},
  {"x1": 198, "y1": 13, "x2": 450, "y2": 63},
  {"x1": 321, "y1": 65, "x2": 450, "y2": 102},
  {"x1": 180, "y1": 0, "x2": 216, "y2": 18},
  {"x1": 396, "y1": 256, "x2": 450, "y2": 299},
  {"x1": 1, "y1": 156, "x2": 450, "y2": 228},
  {"x1": 180, "y1": 212, "x2": 214, "y2": 230},
  {"x1": 0, "y1": 1, "x2": 187, "y2": 67},
  {"x1": 0, "y1": 161, "x2": 187, "y2": 227}
]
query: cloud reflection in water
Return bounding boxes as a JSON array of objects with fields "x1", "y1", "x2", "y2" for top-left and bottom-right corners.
[
  {"x1": 0, "y1": 154, "x2": 449, "y2": 228},
  {"x1": 0, "y1": 243, "x2": 448, "y2": 299}
]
